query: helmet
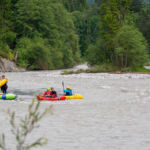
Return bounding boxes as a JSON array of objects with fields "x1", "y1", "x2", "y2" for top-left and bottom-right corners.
[
  {"x1": 47, "y1": 88, "x2": 50, "y2": 90},
  {"x1": 66, "y1": 86, "x2": 70, "y2": 89}
]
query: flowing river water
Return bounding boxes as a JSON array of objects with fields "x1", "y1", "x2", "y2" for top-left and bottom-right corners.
[{"x1": 0, "y1": 67, "x2": 150, "y2": 150}]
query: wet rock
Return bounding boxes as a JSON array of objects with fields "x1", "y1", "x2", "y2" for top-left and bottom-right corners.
[{"x1": 0, "y1": 57, "x2": 25, "y2": 72}]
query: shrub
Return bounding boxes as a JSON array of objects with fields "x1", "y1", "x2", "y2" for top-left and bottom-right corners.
[{"x1": 0, "y1": 100, "x2": 53, "y2": 150}]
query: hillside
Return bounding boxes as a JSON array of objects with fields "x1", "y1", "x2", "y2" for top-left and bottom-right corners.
[{"x1": 0, "y1": 0, "x2": 150, "y2": 71}]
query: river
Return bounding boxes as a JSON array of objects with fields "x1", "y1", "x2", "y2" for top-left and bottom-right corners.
[{"x1": 0, "y1": 69, "x2": 150, "y2": 150}]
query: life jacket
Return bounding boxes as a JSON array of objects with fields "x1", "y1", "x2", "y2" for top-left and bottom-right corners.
[
  {"x1": 51, "y1": 91, "x2": 57, "y2": 97},
  {"x1": 64, "y1": 89, "x2": 72, "y2": 96},
  {"x1": 44, "y1": 91, "x2": 52, "y2": 96}
]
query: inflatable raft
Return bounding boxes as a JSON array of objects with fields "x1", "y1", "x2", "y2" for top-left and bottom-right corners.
[
  {"x1": 37, "y1": 95, "x2": 66, "y2": 101},
  {"x1": 65, "y1": 94, "x2": 83, "y2": 99},
  {"x1": 0, "y1": 79, "x2": 8, "y2": 87},
  {"x1": 37, "y1": 94, "x2": 83, "y2": 101},
  {"x1": 0, "y1": 93, "x2": 17, "y2": 100}
]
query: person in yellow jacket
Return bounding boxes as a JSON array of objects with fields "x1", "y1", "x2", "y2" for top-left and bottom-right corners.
[{"x1": 1, "y1": 75, "x2": 8, "y2": 94}]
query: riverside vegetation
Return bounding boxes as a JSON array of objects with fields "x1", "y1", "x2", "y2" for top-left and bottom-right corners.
[
  {"x1": 0, "y1": 101, "x2": 53, "y2": 150},
  {"x1": 1, "y1": 0, "x2": 150, "y2": 72}
]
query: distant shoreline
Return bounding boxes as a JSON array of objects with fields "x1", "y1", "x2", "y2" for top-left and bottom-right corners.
[{"x1": 61, "y1": 67, "x2": 150, "y2": 75}]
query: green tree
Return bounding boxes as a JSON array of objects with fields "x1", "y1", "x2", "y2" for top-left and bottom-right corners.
[
  {"x1": 0, "y1": 0, "x2": 16, "y2": 59},
  {"x1": 14, "y1": 0, "x2": 80, "y2": 69},
  {"x1": 113, "y1": 24, "x2": 148, "y2": 68},
  {"x1": 72, "y1": 6, "x2": 99, "y2": 57},
  {"x1": 60, "y1": 0, "x2": 89, "y2": 12},
  {"x1": 136, "y1": 5, "x2": 150, "y2": 52},
  {"x1": 87, "y1": 0, "x2": 132, "y2": 66},
  {"x1": 95, "y1": 0, "x2": 102, "y2": 5},
  {"x1": 87, "y1": 38, "x2": 108, "y2": 65},
  {"x1": 16, "y1": 37, "x2": 52, "y2": 70},
  {"x1": 130, "y1": 0, "x2": 143, "y2": 12}
]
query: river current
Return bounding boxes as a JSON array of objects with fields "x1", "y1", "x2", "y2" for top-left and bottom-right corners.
[{"x1": 0, "y1": 69, "x2": 150, "y2": 150}]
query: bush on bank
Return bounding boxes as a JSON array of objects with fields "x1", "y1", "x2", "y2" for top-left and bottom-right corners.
[{"x1": 61, "y1": 64, "x2": 150, "y2": 75}]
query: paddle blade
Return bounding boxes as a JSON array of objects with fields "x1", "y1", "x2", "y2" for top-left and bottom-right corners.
[{"x1": 62, "y1": 81, "x2": 65, "y2": 93}]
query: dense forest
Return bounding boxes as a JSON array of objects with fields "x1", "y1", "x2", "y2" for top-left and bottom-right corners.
[{"x1": 0, "y1": 0, "x2": 150, "y2": 70}]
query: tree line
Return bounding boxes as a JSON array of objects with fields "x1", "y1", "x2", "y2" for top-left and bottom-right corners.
[
  {"x1": 87, "y1": 0, "x2": 150, "y2": 69},
  {"x1": 0, "y1": 0, "x2": 150, "y2": 70}
]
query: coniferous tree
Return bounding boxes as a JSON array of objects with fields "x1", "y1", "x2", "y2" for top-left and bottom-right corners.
[
  {"x1": 0, "y1": 0, "x2": 16, "y2": 59},
  {"x1": 87, "y1": 0, "x2": 148, "y2": 68},
  {"x1": 60, "y1": 0, "x2": 89, "y2": 12}
]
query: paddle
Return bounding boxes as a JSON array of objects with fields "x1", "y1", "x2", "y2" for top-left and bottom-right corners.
[{"x1": 62, "y1": 81, "x2": 65, "y2": 94}]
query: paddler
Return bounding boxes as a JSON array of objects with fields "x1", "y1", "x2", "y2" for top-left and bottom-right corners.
[
  {"x1": 43, "y1": 88, "x2": 52, "y2": 96},
  {"x1": 1, "y1": 75, "x2": 8, "y2": 94},
  {"x1": 51, "y1": 87, "x2": 57, "y2": 98},
  {"x1": 64, "y1": 86, "x2": 72, "y2": 96}
]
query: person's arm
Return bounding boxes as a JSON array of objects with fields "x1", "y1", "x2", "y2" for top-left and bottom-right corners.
[
  {"x1": 70, "y1": 90, "x2": 73, "y2": 95},
  {"x1": 43, "y1": 91, "x2": 46, "y2": 96}
]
